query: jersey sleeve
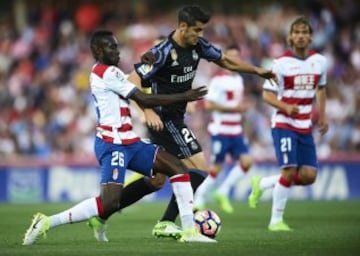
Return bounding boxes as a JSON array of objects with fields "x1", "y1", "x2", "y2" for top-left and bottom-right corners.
[
  {"x1": 103, "y1": 66, "x2": 137, "y2": 98},
  {"x1": 197, "y1": 37, "x2": 222, "y2": 62},
  {"x1": 263, "y1": 60, "x2": 281, "y2": 93},
  {"x1": 134, "y1": 47, "x2": 166, "y2": 81},
  {"x1": 141, "y1": 79, "x2": 152, "y2": 94}
]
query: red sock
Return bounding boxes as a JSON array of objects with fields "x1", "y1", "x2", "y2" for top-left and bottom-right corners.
[
  {"x1": 95, "y1": 196, "x2": 106, "y2": 219},
  {"x1": 169, "y1": 173, "x2": 190, "y2": 183},
  {"x1": 279, "y1": 176, "x2": 291, "y2": 187},
  {"x1": 293, "y1": 172, "x2": 303, "y2": 185}
]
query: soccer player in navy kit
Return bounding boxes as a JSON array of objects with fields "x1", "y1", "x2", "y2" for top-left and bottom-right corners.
[{"x1": 88, "y1": 5, "x2": 277, "y2": 240}]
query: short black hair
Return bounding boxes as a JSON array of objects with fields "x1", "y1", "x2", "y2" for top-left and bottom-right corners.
[
  {"x1": 89, "y1": 30, "x2": 113, "y2": 60},
  {"x1": 178, "y1": 5, "x2": 210, "y2": 26}
]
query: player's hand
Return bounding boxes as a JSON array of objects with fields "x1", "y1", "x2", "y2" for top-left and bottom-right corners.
[
  {"x1": 184, "y1": 86, "x2": 208, "y2": 101},
  {"x1": 141, "y1": 51, "x2": 156, "y2": 65},
  {"x1": 255, "y1": 67, "x2": 278, "y2": 83},
  {"x1": 318, "y1": 117, "x2": 329, "y2": 136},
  {"x1": 144, "y1": 109, "x2": 163, "y2": 131},
  {"x1": 285, "y1": 104, "x2": 299, "y2": 116}
]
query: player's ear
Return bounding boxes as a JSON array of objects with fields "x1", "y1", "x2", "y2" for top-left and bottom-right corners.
[{"x1": 179, "y1": 22, "x2": 187, "y2": 32}]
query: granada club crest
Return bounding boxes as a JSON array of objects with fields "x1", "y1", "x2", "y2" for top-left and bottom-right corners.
[
  {"x1": 282, "y1": 153, "x2": 288, "y2": 165},
  {"x1": 112, "y1": 168, "x2": 119, "y2": 180}
]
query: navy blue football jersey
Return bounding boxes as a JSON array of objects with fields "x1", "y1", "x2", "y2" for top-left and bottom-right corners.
[{"x1": 134, "y1": 32, "x2": 222, "y2": 120}]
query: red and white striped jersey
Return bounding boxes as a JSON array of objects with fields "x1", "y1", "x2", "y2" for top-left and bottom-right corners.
[
  {"x1": 206, "y1": 72, "x2": 244, "y2": 136},
  {"x1": 263, "y1": 50, "x2": 327, "y2": 134},
  {"x1": 90, "y1": 63, "x2": 140, "y2": 144}
]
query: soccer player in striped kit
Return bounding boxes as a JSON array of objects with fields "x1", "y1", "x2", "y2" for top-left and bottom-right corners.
[{"x1": 248, "y1": 17, "x2": 329, "y2": 231}]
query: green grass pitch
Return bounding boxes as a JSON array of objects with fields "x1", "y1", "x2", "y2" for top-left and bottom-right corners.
[{"x1": 1, "y1": 200, "x2": 360, "y2": 256}]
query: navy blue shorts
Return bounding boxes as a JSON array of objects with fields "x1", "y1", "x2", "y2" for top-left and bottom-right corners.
[
  {"x1": 210, "y1": 135, "x2": 249, "y2": 163},
  {"x1": 149, "y1": 119, "x2": 202, "y2": 159},
  {"x1": 271, "y1": 128, "x2": 317, "y2": 169}
]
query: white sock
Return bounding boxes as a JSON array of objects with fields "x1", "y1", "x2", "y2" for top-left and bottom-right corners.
[
  {"x1": 259, "y1": 174, "x2": 281, "y2": 191},
  {"x1": 270, "y1": 180, "x2": 290, "y2": 225},
  {"x1": 217, "y1": 165, "x2": 245, "y2": 196},
  {"x1": 194, "y1": 174, "x2": 216, "y2": 208},
  {"x1": 170, "y1": 174, "x2": 195, "y2": 230},
  {"x1": 49, "y1": 197, "x2": 99, "y2": 228}
]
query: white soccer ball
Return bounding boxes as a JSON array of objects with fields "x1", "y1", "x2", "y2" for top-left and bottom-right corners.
[{"x1": 194, "y1": 209, "x2": 221, "y2": 238}]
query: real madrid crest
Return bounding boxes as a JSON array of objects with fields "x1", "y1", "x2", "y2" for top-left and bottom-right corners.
[
  {"x1": 192, "y1": 50, "x2": 199, "y2": 61},
  {"x1": 191, "y1": 141, "x2": 198, "y2": 150},
  {"x1": 170, "y1": 49, "x2": 179, "y2": 66}
]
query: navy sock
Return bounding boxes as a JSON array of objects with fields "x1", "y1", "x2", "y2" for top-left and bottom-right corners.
[
  {"x1": 119, "y1": 177, "x2": 158, "y2": 210},
  {"x1": 160, "y1": 169, "x2": 207, "y2": 222}
]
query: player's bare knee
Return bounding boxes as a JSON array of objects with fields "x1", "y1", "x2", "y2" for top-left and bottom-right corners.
[
  {"x1": 171, "y1": 160, "x2": 188, "y2": 175},
  {"x1": 300, "y1": 167, "x2": 317, "y2": 185},
  {"x1": 240, "y1": 156, "x2": 253, "y2": 173},
  {"x1": 282, "y1": 167, "x2": 297, "y2": 182},
  {"x1": 240, "y1": 162, "x2": 252, "y2": 173},
  {"x1": 149, "y1": 174, "x2": 166, "y2": 189},
  {"x1": 304, "y1": 171, "x2": 317, "y2": 184}
]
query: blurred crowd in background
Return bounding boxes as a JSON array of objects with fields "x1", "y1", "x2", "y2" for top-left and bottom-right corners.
[{"x1": 0, "y1": 0, "x2": 359, "y2": 161}]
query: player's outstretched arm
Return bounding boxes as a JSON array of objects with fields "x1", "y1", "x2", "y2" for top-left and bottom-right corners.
[
  {"x1": 130, "y1": 86, "x2": 207, "y2": 108},
  {"x1": 216, "y1": 54, "x2": 277, "y2": 81}
]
